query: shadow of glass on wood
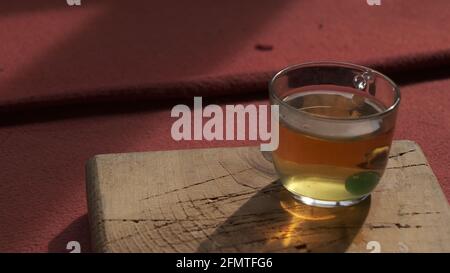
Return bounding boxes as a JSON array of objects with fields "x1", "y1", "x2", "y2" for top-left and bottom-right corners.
[{"x1": 197, "y1": 181, "x2": 370, "y2": 253}]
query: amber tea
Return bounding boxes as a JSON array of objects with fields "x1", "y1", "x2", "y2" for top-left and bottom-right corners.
[
  {"x1": 273, "y1": 91, "x2": 393, "y2": 204},
  {"x1": 269, "y1": 62, "x2": 400, "y2": 207}
]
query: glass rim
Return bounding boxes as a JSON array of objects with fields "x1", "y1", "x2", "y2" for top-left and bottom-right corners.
[{"x1": 269, "y1": 61, "x2": 401, "y2": 121}]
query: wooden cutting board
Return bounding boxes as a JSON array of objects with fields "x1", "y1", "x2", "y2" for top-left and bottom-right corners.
[{"x1": 86, "y1": 140, "x2": 450, "y2": 253}]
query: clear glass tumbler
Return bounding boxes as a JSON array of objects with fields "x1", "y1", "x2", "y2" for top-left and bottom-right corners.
[{"x1": 269, "y1": 62, "x2": 400, "y2": 207}]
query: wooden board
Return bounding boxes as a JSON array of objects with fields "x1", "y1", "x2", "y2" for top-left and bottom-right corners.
[{"x1": 86, "y1": 140, "x2": 450, "y2": 253}]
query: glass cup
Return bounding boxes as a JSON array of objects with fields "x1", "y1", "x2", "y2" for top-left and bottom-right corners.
[{"x1": 269, "y1": 62, "x2": 400, "y2": 207}]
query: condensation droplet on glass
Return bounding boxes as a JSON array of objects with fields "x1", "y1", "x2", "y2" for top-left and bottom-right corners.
[
  {"x1": 362, "y1": 71, "x2": 374, "y2": 82},
  {"x1": 353, "y1": 74, "x2": 367, "y2": 90}
]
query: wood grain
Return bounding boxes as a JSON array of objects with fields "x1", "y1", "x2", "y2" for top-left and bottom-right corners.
[{"x1": 86, "y1": 140, "x2": 450, "y2": 253}]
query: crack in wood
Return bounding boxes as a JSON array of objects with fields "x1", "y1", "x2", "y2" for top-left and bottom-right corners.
[
  {"x1": 107, "y1": 228, "x2": 205, "y2": 248},
  {"x1": 175, "y1": 193, "x2": 200, "y2": 245},
  {"x1": 105, "y1": 219, "x2": 424, "y2": 251},
  {"x1": 220, "y1": 216, "x2": 286, "y2": 229},
  {"x1": 140, "y1": 167, "x2": 255, "y2": 201},
  {"x1": 218, "y1": 161, "x2": 259, "y2": 190},
  {"x1": 106, "y1": 231, "x2": 141, "y2": 245},
  {"x1": 103, "y1": 218, "x2": 176, "y2": 223},
  {"x1": 183, "y1": 185, "x2": 282, "y2": 206},
  {"x1": 398, "y1": 211, "x2": 441, "y2": 216},
  {"x1": 367, "y1": 223, "x2": 422, "y2": 230},
  {"x1": 294, "y1": 243, "x2": 308, "y2": 250},
  {"x1": 368, "y1": 224, "x2": 391, "y2": 229},
  {"x1": 386, "y1": 163, "x2": 427, "y2": 170},
  {"x1": 103, "y1": 208, "x2": 288, "y2": 225},
  {"x1": 107, "y1": 221, "x2": 357, "y2": 249},
  {"x1": 188, "y1": 196, "x2": 222, "y2": 250},
  {"x1": 388, "y1": 149, "x2": 416, "y2": 159},
  {"x1": 197, "y1": 190, "x2": 257, "y2": 204}
]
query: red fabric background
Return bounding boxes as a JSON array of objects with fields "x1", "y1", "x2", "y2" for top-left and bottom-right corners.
[{"x1": 0, "y1": 0, "x2": 449, "y2": 252}]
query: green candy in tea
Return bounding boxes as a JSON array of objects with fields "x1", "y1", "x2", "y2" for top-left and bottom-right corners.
[{"x1": 345, "y1": 171, "x2": 380, "y2": 195}]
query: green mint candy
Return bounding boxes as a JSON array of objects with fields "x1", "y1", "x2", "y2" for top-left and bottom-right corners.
[{"x1": 345, "y1": 171, "x2": 380, "y2": 195}]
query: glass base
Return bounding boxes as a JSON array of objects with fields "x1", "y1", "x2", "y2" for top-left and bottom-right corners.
[{"x1": 290, "y1": 192, "x2": 369, "y2": 208}]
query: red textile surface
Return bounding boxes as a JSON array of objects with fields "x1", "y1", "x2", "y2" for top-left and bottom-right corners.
[
  {"x1": 0, "y1": 1, "x2": 449, "y2": 252},
  {"x1": 1, "y1": 0, "x2": 450, "y2": 110}
]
